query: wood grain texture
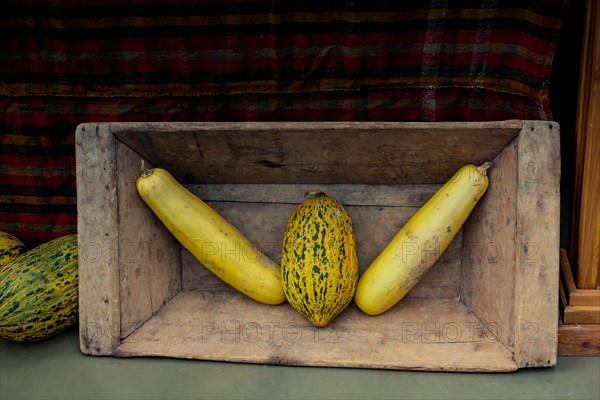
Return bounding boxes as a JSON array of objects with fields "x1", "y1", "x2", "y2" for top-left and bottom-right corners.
[
  {"x1": 513, "y1": 121, "x2": 561, "y2": 368},
  {"x1": 460, "y1": 136, "x2": 518, "y2": 353},
  {"x1": 575, "y1": 117, "x2": 600, "y2": 290},
  {"x1": 558, "y1": 323, "x2": 600, "y2": 356},
  {"x1": 570, "y1": 290, "x2": 600, "y2": 307},
  {"x1": 111, "y1": 121, "x2": 521, "y2": 185},
  {"x1": 114, "y1": 291, "x2": 517, "y2": 372},
  {"x1": 187, "y1": 183, "x2": 439, "y2": 207},
  {"x1": 563, "y1": 305, "x2": 600, "y2": 324},
  {"x1": 116, "y1": 142, "x2": 182, "y2": 338},
  {"x1": 573, "y1": 0, "x2": 600, "y2": 289},
  {"x1": 76, "y1": 123, "x2": 121, "y2": 355}
]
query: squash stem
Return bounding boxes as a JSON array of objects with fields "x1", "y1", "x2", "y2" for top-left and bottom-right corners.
[
  {"x1": 477, "y1": 162, "x2": 492, "y2": 175},
  {"x1": 305, "y1": 190, "x2": 325, "y2": 199},
  {"x1": 140, "y1": 160, "x2": 153, "y2": 177}
]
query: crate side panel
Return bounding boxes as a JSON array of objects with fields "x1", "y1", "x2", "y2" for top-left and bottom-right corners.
[
  {"x1": 111, "y1": 122, "x2": 520, "y2": 185},
  {"x1": 514, "y1": 121, "x2": 561, "y2": 368},
  {"x1": 75, "y1": 123, "x2": 121, "y2": 355},
  {"x1": 189, "y1": 183, "x2": 439, "y2": 207},
  {"x1": 116, "y1": 142, "x2": 182, "y2": 338},
  {"x1": 115, "y1": 291, "x2": 517, "y2": 372},
  {"x1": 461, "y1": 138, "x2": 518, "y2": 352}
]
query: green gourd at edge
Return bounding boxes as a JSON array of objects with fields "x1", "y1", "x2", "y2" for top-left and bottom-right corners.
[{"x1": 0, "y1": 234, "x2": 78, "y2": 342}]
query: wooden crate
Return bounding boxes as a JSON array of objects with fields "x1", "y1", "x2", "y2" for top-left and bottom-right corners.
[{"x1": 75, "y1": 120, "x2": 560, "y2": 372}]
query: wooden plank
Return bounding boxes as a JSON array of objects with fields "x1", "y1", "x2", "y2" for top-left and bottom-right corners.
[
  {"x1": 75, "y1": 123, "x2": 121, "y2": 355},
  {"x1": 188, "y1": 183, "x2": 439, "y2": 207},
  {"x1": 111, "y1": 121, "x2": 521, "y2": 185},
  {"x1": 560, "y1": 248, "x2": 578, "y2": 295},
  {"x1": 558, "y1": 323, "x2": 600, "y2": 356},
  {"x1": 513, "y1": 121, "x2": 561, "y2": 368},
  {"x1": 116, "y1": 142, "x2": 182, "y2": 338},
  {"x1": 572, "y1": 0, "x2": 600, "y2": 290},
  {"x1": 570, "y1": 290, "x2": 600, "y2": 307},
  {"x1": 569, "y1": 0, "x2": 592, "y2": 266},
  {"x1": 575, "y1": 130, "x2": 600, "y2": 290},
  {"x1": 563, "y1": 306, "x2": 600, "y2": 324},
  {"x1": 460, "y1": 136, "x2": 518, "y2": 354},
  {"x1": 114, "y1": 291, "x2": 517, "y2": 372}
]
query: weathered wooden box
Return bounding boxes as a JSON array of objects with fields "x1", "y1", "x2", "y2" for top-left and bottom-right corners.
[{"x1": 76, "y1": 121, "x2": 560, "y2": 372}]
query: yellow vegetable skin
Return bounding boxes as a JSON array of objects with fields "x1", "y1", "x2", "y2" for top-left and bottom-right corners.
[
  {"x1": 0, "y1": 231, "x2": 26, "y2": 271},
  {"x1": 281, "y1": 191, "x2": 359, "y2": 327},
  {"x1": 355, "y1": 163, "x2": 490, "y2": 316},
  {"x1": 136, "y1": 167, "x2": 285, "y2": 305}
]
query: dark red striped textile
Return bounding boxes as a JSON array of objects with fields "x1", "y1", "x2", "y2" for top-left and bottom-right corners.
[{"x1": 1, "y1": 0, "x2": 570, "y2": 246}]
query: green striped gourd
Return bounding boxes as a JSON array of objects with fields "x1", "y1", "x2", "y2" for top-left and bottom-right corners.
[
  {"x1": 0, "y1": 234, "x2": 78, "y2": 342},
  {"x1": 281, "y1": 191, "x2": 359, "y2": 327},
  {"x1": 0, "y1": 231, "x2": 26, "y2": 271}
]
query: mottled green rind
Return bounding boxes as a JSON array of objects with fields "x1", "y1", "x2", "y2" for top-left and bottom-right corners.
[
  {"x1": 0, "y1": 234, "x2": 78, "y2": 342},
  {"x1": 0, "y1": 232, "x2": 27, "y2": 271},
  {"x1": 281, "y1": 192, "x2": 359, "y2": 327}
]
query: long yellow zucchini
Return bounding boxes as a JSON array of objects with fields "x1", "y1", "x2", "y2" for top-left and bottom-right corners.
[
  {"x1": 136, "y1": 166, "x2": 286, "y2": 305},
  {"x1": 355, "y1": 163, "x2": 491, "y2": 316}
]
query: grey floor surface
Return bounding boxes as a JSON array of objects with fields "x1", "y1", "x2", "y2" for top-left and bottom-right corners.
[{"x1": 1, "y1": 327, "x2": 599, "y2": 400}]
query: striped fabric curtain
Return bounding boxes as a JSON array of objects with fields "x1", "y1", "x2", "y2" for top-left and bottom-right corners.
[{"x1": 1, "y1": 0, "x2": 570, "y2": 246}]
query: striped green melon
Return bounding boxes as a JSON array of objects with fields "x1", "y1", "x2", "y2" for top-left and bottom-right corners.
[
  {"x1": 281, "y1": 191, "x2": 359, "y2": 327},
  {"x1": 0, "y1": 231, "x2": 26, "y2": 271},
  {"x1": 0, "y1": 234, "x2": 78, "y2": 342}
]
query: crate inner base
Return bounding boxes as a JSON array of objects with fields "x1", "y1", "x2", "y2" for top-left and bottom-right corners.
[
  {"x1": 113, "y1": 181, "x2": 518, "y2": 371},
  {"x1": 114, "y1": 290, "x2": 516, "y2": 372}
]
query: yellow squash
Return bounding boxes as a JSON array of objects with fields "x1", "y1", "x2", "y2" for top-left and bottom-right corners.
[
  {"x1": 355, "y1": 163, "x2": 490, "y2": 316},
  {"x1": 281, "y1": 191, "x2": 359, "y2": 327},
  {"x1": 136, "y1": 167, "x2": 285, "y2": 305}
]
